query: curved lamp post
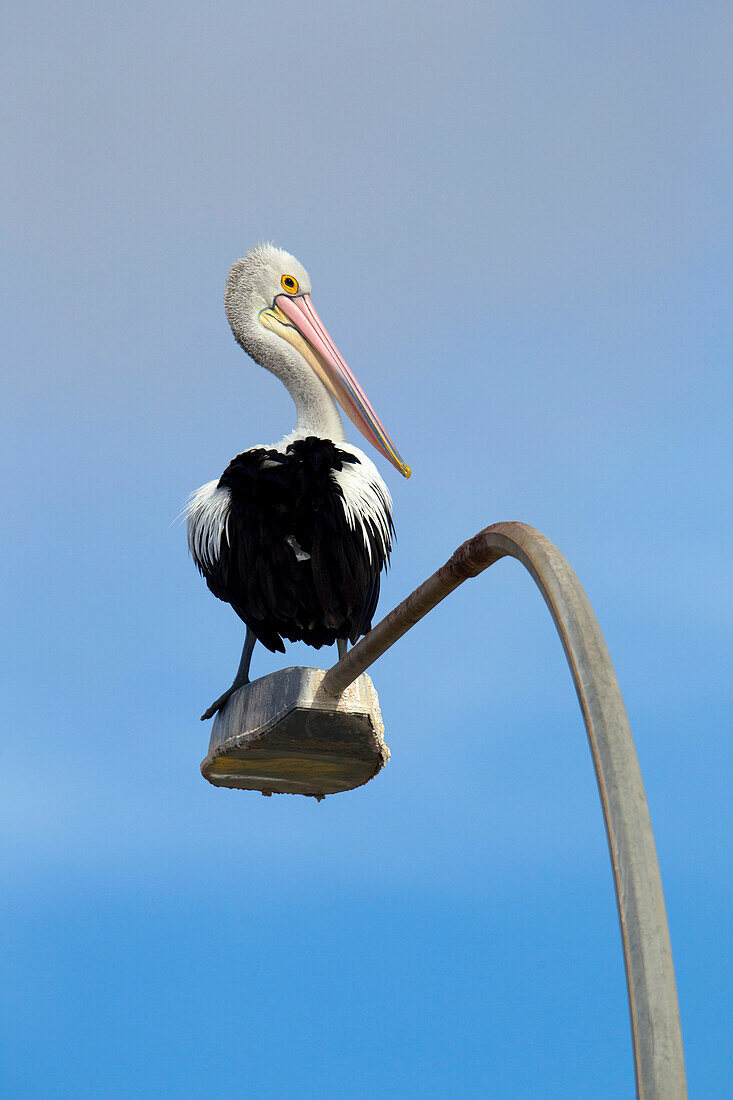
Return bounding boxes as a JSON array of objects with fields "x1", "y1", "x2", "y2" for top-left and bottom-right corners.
[
  {"x1": 203, "y1": 521, "x2": 686, "y2": 1098},
  {"x1": 322, "y1": 522, "x2": 686, "y2": 1099}
]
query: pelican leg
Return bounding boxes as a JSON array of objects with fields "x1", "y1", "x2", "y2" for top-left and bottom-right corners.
[
  {"x1": 201, "y1": 627, "x2": 256, "y2": 721},
  {"x1": 337, "y1": 638, "x2": 348, "y2": 659}
]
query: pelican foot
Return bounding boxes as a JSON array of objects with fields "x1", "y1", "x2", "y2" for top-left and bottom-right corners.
[{"x1": 200, "y1": 678, "x2": 249, "y2": 721}]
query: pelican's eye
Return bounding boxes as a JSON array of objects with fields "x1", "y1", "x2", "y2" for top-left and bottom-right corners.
[{"x1": 280, "y1": 274, "x2": 299, "y2": 294}]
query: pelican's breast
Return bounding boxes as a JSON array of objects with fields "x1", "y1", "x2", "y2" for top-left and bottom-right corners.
[{"x1": 186, "y1": 438, "x2": 394, "y2": 653}]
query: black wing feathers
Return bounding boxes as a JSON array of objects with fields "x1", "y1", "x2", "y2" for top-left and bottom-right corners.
[{"x1": 202, "y1": 438, "x2": 390, "y2": 653}]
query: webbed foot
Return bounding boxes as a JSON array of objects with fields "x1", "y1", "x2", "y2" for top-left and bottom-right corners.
[
  {"x1": 201, "y1": 627, "x2": 257, "y2": 721},
  {"x1": 200, "y1": 678, "x2": 249, "y2": 721}
]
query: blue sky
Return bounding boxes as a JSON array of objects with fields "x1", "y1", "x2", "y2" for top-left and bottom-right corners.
[{"x1": 2, "y1": 2, "x2": 730, "y2": 1095}]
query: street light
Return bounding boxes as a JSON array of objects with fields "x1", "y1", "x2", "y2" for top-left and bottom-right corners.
[{"x1": 201, "y1": 521, "x2": 686, "y2": 1099}]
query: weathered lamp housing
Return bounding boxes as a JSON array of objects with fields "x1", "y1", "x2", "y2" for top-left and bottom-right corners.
[{"x1": 200, "y1": 667, "x2": 388, "y2": 799}]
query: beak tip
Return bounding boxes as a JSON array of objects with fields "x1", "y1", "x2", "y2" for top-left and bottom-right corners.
[{"x1": 401, "y1": 463, "x2": 412, "y2": 479}]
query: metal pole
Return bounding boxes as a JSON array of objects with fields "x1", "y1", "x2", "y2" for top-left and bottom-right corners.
[{"x1": 322, "y1": 522, "x2": 686, "y2": 1099}]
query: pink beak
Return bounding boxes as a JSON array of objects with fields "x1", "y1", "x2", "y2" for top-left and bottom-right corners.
[{"x1": 274, "y1": 293, "x2": 411, "y2": 478}]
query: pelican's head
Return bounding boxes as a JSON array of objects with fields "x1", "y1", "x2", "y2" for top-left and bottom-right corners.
[{"x1": 224, "y1": 243, "x2": 410, "y2": 478}]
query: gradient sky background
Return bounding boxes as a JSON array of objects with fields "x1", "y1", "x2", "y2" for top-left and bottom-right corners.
[{"x1": 2, "y1": 2, "x2": 731, "y2": 1096}]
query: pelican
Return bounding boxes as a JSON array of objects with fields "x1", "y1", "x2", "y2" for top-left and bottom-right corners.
[{"x1": 187, "y1": 244, "x2": 410, "y2": 720}]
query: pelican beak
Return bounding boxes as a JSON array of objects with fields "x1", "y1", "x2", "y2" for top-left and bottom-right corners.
[{"x1": 260, "y1": 293, "x2": 411, "y2": 478}]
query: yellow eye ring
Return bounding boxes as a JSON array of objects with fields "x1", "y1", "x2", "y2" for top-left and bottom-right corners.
[{"x1": 280, "y1": 274, "x2": 299, "y2": 294}]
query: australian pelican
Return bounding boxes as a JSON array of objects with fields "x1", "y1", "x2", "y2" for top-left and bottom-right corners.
[{"x1": 187, "y1": 244, "x2": 410, "y2": 719}]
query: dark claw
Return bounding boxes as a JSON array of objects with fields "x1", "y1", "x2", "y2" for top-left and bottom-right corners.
[
  {"x1": 200, "y1": 678, "x2": 250, "y2": 721},
  {"x1": 201, "y1": 628, "x2": 256, "y2": 720}
]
